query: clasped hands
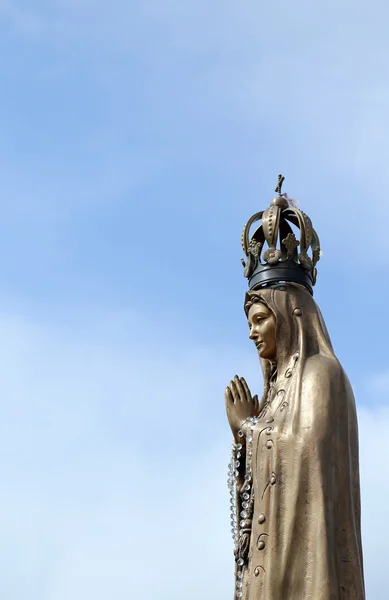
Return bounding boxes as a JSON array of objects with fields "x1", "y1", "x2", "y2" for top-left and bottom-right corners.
[{"x1": 225, "y1": 375, "x2": 259, "y2": 442}]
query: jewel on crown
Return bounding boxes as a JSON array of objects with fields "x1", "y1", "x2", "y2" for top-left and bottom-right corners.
[{"x1": 241, "y1": 175, "x2": 321, "y2": 295}]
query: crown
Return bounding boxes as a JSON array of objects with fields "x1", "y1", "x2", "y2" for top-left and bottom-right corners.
[{"x1": 241, "y1": 175, "x2": 321, "y2": 295}]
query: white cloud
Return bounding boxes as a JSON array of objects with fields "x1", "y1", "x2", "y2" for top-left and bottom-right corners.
[
  {"x1": 0, "y1": 306, "x2": 240, "y2": 599},
  {"x1": 359, "y1": 405, "x2": 389, "y2": 599}
]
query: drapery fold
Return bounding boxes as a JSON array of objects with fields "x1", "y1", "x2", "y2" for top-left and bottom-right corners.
[{"x1": 239, "y1": 284, "x2": 364, "y2": 600}]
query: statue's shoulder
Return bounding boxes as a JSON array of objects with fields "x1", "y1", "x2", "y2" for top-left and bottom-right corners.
[
  {"x1": 304, "y1": 353, "x2": 341, "y2": 376},
  {"x1": 302, "y1": 354, "x2": 344, "y2": 396},
  {"x1": 300, "y1": 354, "x2": 350, "y2": 435}
]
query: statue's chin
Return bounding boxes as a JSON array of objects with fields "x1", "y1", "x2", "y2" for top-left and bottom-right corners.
[
  {"x1": 259, "y1": 351, "x2": 276, "y2": 362},
  {"x1": 257, "y1": 346, "x2": 268, "y2": 359}
]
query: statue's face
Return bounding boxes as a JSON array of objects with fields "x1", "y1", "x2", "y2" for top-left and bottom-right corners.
[{"x1": 248, "y1": 302, "x2": 277, "y2": 360}]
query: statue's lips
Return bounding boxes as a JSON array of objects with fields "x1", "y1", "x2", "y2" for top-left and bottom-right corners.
[{"x1": 255, "y1": 341, "x2": 263, "y2": 349}]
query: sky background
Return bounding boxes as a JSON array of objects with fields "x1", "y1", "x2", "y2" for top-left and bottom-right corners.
[{"x1": 0, "y1": 1, "x2": 388, "y2": 598}]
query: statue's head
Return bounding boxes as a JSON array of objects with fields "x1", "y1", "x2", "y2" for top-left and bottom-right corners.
[
  {"x1": 244, "y1": 283, "x2": 334, "y2": 368},
  {"x1": 246, "y1": 299, "x2": 277, "y2": 360}
]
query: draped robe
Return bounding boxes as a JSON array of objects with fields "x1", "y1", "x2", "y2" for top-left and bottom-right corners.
[{"x1": 238, "y1": 284, "x2": 365, "y2": 599}]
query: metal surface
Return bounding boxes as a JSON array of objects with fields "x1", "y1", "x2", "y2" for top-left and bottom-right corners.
[
  {"x1": 241, "y1": 176, "x2": 320, "y2": 293},
  {"x1": 225, "y1": 222, "x2": 365, "y2": 598}
]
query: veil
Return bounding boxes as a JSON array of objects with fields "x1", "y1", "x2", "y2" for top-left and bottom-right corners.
[{"x1": 241, "y1": 283, "x2": 365, "y2": 599}]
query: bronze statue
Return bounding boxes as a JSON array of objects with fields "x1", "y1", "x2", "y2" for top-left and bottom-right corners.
[{"x1": 225, "y1": 177, "x2": 365, "y2": 599}]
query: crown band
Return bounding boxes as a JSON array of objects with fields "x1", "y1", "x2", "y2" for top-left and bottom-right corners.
[{"x1": 248, "y1": 260, "x2": 314, "y2": 295}]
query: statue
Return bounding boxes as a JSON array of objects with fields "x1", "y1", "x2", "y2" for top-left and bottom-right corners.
[{"x1": 225, "y1": 176, "x2": 365, "y2": 599}]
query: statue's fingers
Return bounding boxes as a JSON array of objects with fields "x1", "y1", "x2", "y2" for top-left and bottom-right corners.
[
  {"x1": 234, "y1": 375, "x2": 245, "y2": 402},
  {"x1": 240, "y1": 377, "x2": 252, "y2": 403},
  {"x1": 253, "y1": 394, "x2": 259, "y2": 412},
  {"x1": 230, "y1": 380, "x2": 240, "y2": 403},
  {"x1": 225, "y1": 387, "x2": 234, "y2": 406}
]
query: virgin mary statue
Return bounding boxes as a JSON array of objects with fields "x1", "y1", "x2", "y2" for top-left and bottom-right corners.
[{"x1": 225, "y1": 179, "x2": 364, "y2": 599}]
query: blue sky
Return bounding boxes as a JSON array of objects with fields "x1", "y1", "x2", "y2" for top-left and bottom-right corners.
[{"x1": 0, "y1": 1, "x2": 388, "y2": 598}]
